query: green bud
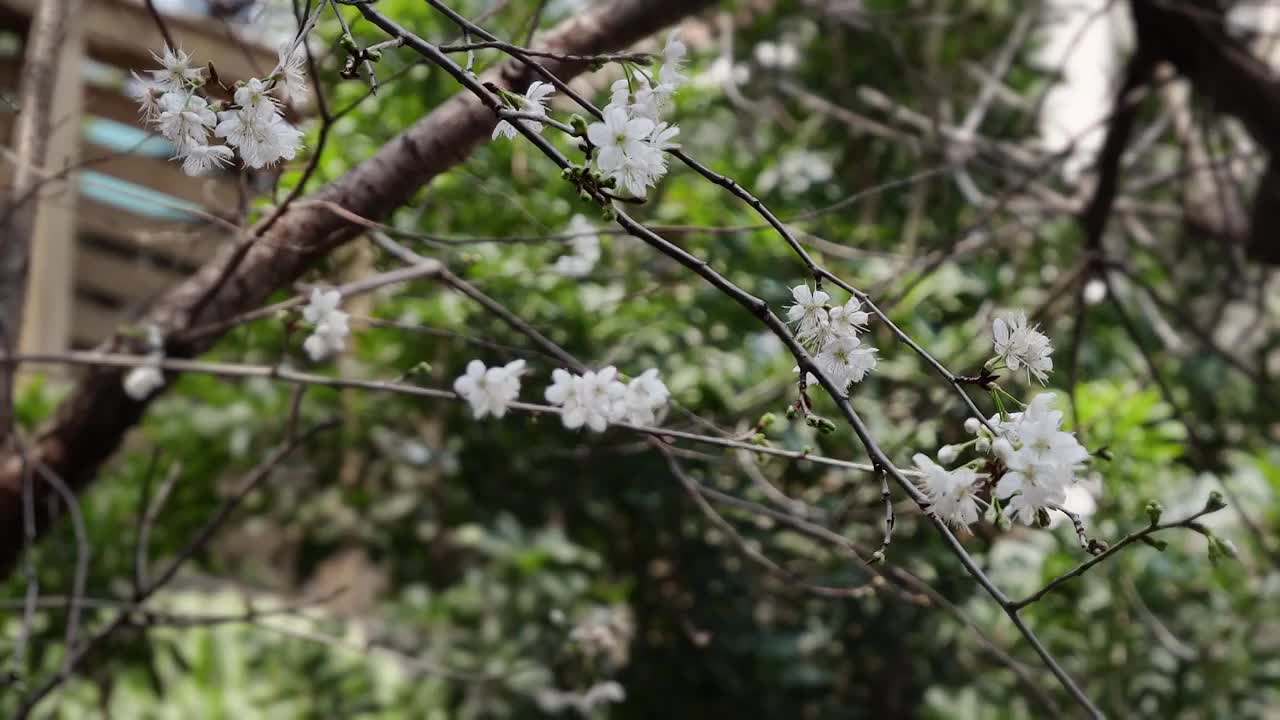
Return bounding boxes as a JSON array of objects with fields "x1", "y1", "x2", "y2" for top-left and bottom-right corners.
[
  {"x1": 784, "y1": 405, "x2": 798, "y2": 420},
  {"x1": 1138, "y1": 535, "x2": 1168, "y2": 552},
  {"x1": 1217, "y1": 536, "x2": 1239, "y2": 560},
  {"x1": 749, "y1": 433, "x2": 767, "y2": 445},
  {"x1": 801, "y1": 445, "x2": 814, "y2": 455},
  {"x1": 758, "y1": 412, "x2": 777, "y2": 429},
  {"x1": 1207, "y1": 536, "x2": 1224, "y2": 565},
  {"x1": 569, "y1": 114, "x2": 588, "y2": 136},
  {"x1": 579, "y1": 190, "x2": 592, "y2": 203},
  {"x1": 339, "y1": 34, "x2": 358, "y2": 51},
  {"x1": 1205, "y1": 491, "x2": 1227, "y2": 513},
  {"x1": 1145, "y1": 501, "x2": 1163, "y2": 526},
  {"x1": 870, "y1": 550, "x2": 885, "y2": 565},
  {"x1": 407, "y1": 361, "x2": 433, "y2": 376},
  {"x1": 600, "y1": 206, "x2": 616, "y2": 222},
  {"x1": 560, "y1": 167, "x2": 575, "y2": 181}
]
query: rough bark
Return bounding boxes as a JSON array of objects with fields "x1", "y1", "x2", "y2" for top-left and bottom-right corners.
[
  {"x1": 0, "y1": 0, "x2": 714, "y2": 578},
  {"x1": 1130, "y1": 0, "x2": 1280, "y2": 263}
]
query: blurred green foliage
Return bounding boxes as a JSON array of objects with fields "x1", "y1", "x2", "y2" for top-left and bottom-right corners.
[{"x1": 4, "y1": 0, "x2": 1279, "y2": 718}]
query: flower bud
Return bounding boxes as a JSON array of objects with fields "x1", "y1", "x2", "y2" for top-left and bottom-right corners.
[
  {"x1": 937, "y1": 445, "x2": 957, "y2": 465},
  {"x1": 570, "y1": 114, "x2": 588, "y2": 137},
  {"x1": 1205, "y1": 491, "x2": 1227, "y2": 513},
  {"x1": 1145, "y1": 501, "x2": 1163, "y2": 526},
  {"x1": 964, "y1": 417, "x2": 981, "y2": 434},
  {"x1": 992, "y1": 438, "x2": 1014, "y2": 462},
  {"x1": 975, "y1": 437, "x2": 991, "y2": 454},
  {"x1": 759, "y1": 412, "x2": 777, "y2": 429},
  {"x1": 1139, "y1": 535, "x2": 1168, "y2": 552}
]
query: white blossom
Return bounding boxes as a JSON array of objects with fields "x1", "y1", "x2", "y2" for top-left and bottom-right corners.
[
  {"x1": 123, "y1": 364, "x2": 165, "y2": 400},
  {"x1": 180, "y1": 143, "x2": 235, "y2": 176},
  {"x1": 828, "y1": 297, "x2": 870, "y2": 334},
  {"x1": 150, "y1": 46, "x2": 203, "y2": 92},
  {"x1": 301, "y1": 288, "x2": 350, "y2": 361},
  {"x1": 989, "y1": 393, "x2": 1091, "y2": 524},
  {"x1": 274, "y1": 41, "x2": 309, "y2": 102},
  {"x1": 992, "y1": 312, "x2": 1054, "y2": 384},
  {"x1": 123, "y1": 327, "x2": 166, "y2": 400},
  {"x1": 620, "y1": 368, "x2": 670, "y2": 425},
  {"x1": 814, "y1": 334, "x2": 878, "y2": 391},
  {"x1": 661, "y1": 29, "x2": 687, "y2": 84},
  {"x1": 492, "y1": 81, "x2": 555, "y2": 140},
  {"x1": 785, "y1": 284, "x2": 829, "y2": 339},
  {"x1": 453, "y1": 359, "x2": 526, "y2": 419},
  {"x1": 551, "y1": 215, "x2": 601, "y2": 277},
  {"x1": 913, "y1": 453, "x2": 983, "y2": 529},
  {"x1": 589, "y1": 104, "x2": 655, "y2": 173},
  {"x1": 128, "y1": 72, "x2": 165, "y2": 123},
  {"x1": 156, "y1": 91, "x2": 216, "y2": 153},
  {"x1": 215, "y1": 95, "x2": 304, "y2": 168},
  {"x1": 545, "y1": 367, "x2": 628, "y2": 432}
]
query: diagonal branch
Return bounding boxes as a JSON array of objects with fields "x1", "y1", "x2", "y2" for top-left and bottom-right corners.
[{"x1": 0, "y1": 0, "x2": 713, "y2": 580}]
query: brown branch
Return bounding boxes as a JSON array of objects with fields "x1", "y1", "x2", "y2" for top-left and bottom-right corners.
[
  {"x1": 1130, "y1": 0, "x2": 1280, "y2": 263},
  {"x1": 0, "y1": 0, "x2": 713, "y2": 580}
]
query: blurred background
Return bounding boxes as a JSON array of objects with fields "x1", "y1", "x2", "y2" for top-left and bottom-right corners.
[{"x1": 2, "y1": 0, "x2": 1279, "y2": 717}]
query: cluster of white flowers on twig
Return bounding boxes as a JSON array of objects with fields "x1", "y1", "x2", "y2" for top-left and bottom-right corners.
[
  {"x1": 787, "y1": 284, "x2": 878, "y2": 394},
  {"x1": 451, "y1": 361, "x2": 670, "y2": 431},
  {"x1": 453, "y1": 359, "x2": 526, "y2": 419},
  {"x1": 912, "y1": 314, "x2": 1092, "y2": 531},
  {"x1": 130, "y1": 43, "x2": 307, "y2": 175},
  {"x1": 493, "y1": 32, "x2": 687, "y2": 199},
  {"x1": 301, "y1": 288, "x2": 351, "y2": 361},
  {"x1": 546, "y1": 366, "x2": 670, "y2": 430}
]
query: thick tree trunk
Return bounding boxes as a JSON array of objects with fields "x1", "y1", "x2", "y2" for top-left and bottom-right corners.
[{"x1": 0, "y1": 0, "x2": 714, "y2": 579}]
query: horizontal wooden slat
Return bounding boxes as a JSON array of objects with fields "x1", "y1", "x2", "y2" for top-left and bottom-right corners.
[
  {"x1": 77, "y1": 197, "x2": 224, "y2": 267},
  {"x1": 81, "y1": 141, "x2": 239, "y2": 212},
  {"x1": 0, "y1": 0, "x2": 275, "y2": 84},
  {"x1": 75, "y1": 242, "x2": 186, "y2": 305},
  {"x1": 70, "y1": 296, "x2": 123, "y2": 348}
]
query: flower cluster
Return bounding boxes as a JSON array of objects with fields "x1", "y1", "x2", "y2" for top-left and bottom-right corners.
[
  {"x1": 123, "y1": 326, "x2": 167, "y2": 400},
  {"x1": 545, "y1": 366, "x2": 670, "y2": 431},
  {"x1": 587, "y1": 32, "x2": 686, "y2": 198},
  {"x1": 912, "y1": 453, "x2": 984, "y2": 529},
  {"x1": 453, "y1": 359, "x2": 527, "y2": 419},
  {"x1": 131, "y1": 45, "x2": 305, "y2": 175},
  {"x1": 985, "y1": 393, "x2": 1090, "y2": 524},
  {"x1": 912, "y1": 312, "x2": 1091, "y2": 531},
  {"x1": 786, "y1": 284, "x2": 878, "y2": 393},
  {"x1": 551, "y1": 214, "x2": 602, "y2": 277},
  {"x1": 992, "y1": 312, "x2": 1054, "y2": 384},
  {"x1": 301, "y1": 288, "x2": 351, "y2": 361},
  {"x1": 451, "y1": 361, "x2": 669, "y2": 430},
  {"x1": 491, "y1": 32, "x2": 686, "y2": 199},
  {"x1": 492, "y1": 80, "x2": 555, "y2": 140}
]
